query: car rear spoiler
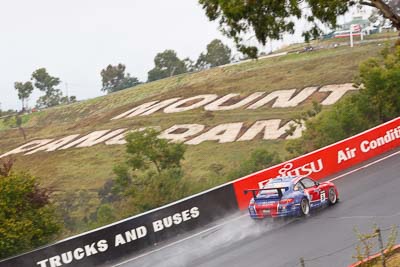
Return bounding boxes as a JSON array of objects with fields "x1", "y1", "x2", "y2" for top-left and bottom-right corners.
[{"x1": 244, "y1": 188, "x2": 285, "y2": 199}]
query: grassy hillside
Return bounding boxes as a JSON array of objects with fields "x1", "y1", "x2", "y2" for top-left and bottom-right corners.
[{"x1": 0, "y1": 41, "x2": 389, "y2": 233}]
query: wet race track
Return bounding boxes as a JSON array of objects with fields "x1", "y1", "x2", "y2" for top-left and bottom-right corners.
[{"x1": 112, "y1": 148, "x2": 400, "y2": 267}]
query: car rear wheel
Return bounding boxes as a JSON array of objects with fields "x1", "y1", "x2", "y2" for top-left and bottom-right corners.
[
  {"x1": 300, "y1": 198, "x2": 310, "y2": 216},
  {"x1": 328, "y1": 188, "x2": 337, "y2": 205}
]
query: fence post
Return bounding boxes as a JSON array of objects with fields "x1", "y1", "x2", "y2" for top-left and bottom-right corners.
[
  {"x1": 376, "y1": 228, "x2": 386, "y2": 267},
  {"x1": 300, "y1": 257, "x2": 305, "y2": 267}
]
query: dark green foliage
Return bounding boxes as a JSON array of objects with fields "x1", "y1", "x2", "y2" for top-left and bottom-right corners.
[
  {"x1": 111, "y1": 128, "x2": 187, "y2": 214},
  {"x1": 100, "y1": 64, "x2": 141, "y2": 94},
  {"x1": 129, "y1": 168, "x2": 186, "y2": 212},
  {"x1": 14, "y1": 81, "x2": 34, "y2": 110},
  {"x1": 32, "y1": 68, "x2": 62, "y2": 108},
  {"x1": 31, "y1": 68, "x2": 61, "y2": 92},
  {"x1": 97, "y1": 179, "x2": 121, "y2": 204},
  {"x1": 60, "y1": 95, "x2": 77, "y2": 104},
  {"x1": 147, "y1": 50, "x2": 188, "y2": 82},
  {"x1": 125, "y1": 129, "x2": 186, "y2": 174},
  {"x1": 3, "y1": 115, "x2": 27, "y2": 141},
  {"x1": 111, "y1": 165, "x2": 132, "y2": 196},
  {"x1": 0, "y1": 109, "x2": 15, "y2": 117},
  {"x1": 53, "y1": 190, "x2": 95, "y2": 233},
  {"x1": 0, "y1": 159, "x2": 61, "y2": 259},
  {"x1": 196, "y1": 39, "x2": 232, "y2": 69},
  {"x1": 208, "y1": 163, "x2": 225, "y2": 176},
  {"x1": 198, "y1": 0, "x2": 400, "y2": 58},
  {"x1": 0, "y1": 157, "x2": 15, "y2": 177},
  {"x1": 31, "y1": 68, "x2": 75, "y2": 108},
  {"x1": 94, "y1": 204, "x2": 116, "y2": 226},
  {"x1": 286, "y1": 45, "x2": 400, "y2": 157},
  {"x1": 228, "y1": 149, "x2": 281, "y2": 180}
]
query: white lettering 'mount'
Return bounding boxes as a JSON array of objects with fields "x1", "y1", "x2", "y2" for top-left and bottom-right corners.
[
  {"x1": 319, "y1": 83, "x2": 357, "y2": 105},
  {"x1": 110, "y1": 83, "x2": 358, "y2": 121},
  {"x1": 247, "y1": 87, "x2": 318, "y2": 109},
  {"x1": 111, "y1": 98, "x2": 180, "y2": 120},
  {"x1": 204, "y1": 92, "x2": 264, "y2": 111},
  {"x1": 163, "y1": 95, "x2": 218, "y2": 113}
]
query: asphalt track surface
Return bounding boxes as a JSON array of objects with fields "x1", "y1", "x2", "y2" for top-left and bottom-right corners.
[{"x1": 113, "y1": 148, "x2": 400, "y2": 267}]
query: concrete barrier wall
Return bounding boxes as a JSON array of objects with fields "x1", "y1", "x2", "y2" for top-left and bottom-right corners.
[{"x1": 0, "y1": 185, "x2": 237, "y2": 267}]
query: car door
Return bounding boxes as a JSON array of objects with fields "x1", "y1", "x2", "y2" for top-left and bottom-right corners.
[{"x1": 300, "y1": 178, "x2": 321, "y2": 208}]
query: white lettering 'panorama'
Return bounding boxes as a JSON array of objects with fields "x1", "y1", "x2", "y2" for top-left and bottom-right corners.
[{"x1": 1, "y1": 119, "x2": 304, "y2": 158}]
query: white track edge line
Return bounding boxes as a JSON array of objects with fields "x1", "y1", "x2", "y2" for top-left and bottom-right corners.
[{"x1": 112, "y1": 149, "x2": 400, "y2": 266}]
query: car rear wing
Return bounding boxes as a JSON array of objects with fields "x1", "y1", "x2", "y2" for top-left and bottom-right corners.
[{"x1": 244, "y1": 187, "x2": 286, "y2": 199}]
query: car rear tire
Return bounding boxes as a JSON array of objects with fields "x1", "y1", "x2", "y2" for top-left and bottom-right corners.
[
  {"x1": 328, "y1": 188, "x2": 337, "y2": 205},
  {"x1": 300, "y1": 198, "x2": 310, "y2": 216}
]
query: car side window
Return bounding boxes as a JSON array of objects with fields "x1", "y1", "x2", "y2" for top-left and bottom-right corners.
[
  {"x1": 301, "y1": 178, "x2": 316, "y2": 188},
  {"x1": 294, "y1": 182, "x2": 304, "y2": 191}
]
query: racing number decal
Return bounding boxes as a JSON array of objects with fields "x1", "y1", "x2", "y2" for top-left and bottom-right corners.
[{"x1": 320, "y1": 190, "x2": 326, "y2": 202}]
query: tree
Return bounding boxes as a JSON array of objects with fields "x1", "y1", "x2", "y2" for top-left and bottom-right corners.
[
  {"x1": 147, "y1": 50, "x2": 188, "y2": 82},
  {"x1": 14, "y1": 81, "x2": 34, "y2": 110},
  {"x1": 228, "y1": 149, "x2": 281, "y2": 179},
  {"x1": 199, "y1": 0, "x2": 400, "y2": 58},
  {"x1": 60, "y1": 95, "x2": 77, "y2": 104},
  {"x1": 369, "y1": 9, "x2": 387, "y2": 27},
  {"x1": 53, "y1": 189, "x2": 95, "y2": 233},
  {"x1": 183, "y1": 57, "x2": 196, "y2": 72},
  {"x1": 100, "y1": 64, "x2": 141, "y2": 94},
  {"x1": 16, "y1": 116, "x2": 26, "y2": 141},
  {"x1": 286, "y1": 44, "x2": 400, "y2": 157},
  {"x1": 196, "y1": 39, "x2": 232, "y2": 69},
  {"x1": 3, "y1": 115, "x2": 27, "y2": 141},
  {"x1": 112, "y1": 129, "x2": 187, "y2": 212},
  {"x1": 124, "y1": 129, "x2": 186, "y2": 174},
  {"x1": 0, "y1": 158, "x2": 61, "y2": 259},
  {"x1": 31, "y1": 68, "x2": 74, "y2": 108}
]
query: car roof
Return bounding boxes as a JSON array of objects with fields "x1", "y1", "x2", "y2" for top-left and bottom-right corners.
[
  {"x1": 267, "y1": 176, "x2": 312, "y2": 185},
  {"x1": 261, "y1": 177, "x2": 294, "y2": 190},
  {"x1": 269, "y1": 176, "x2": 297, "y2": 184}
]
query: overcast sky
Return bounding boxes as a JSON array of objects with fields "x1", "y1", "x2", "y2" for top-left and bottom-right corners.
[{"x1": 0, "y1": 1, "x2": 360, "y2": 111}]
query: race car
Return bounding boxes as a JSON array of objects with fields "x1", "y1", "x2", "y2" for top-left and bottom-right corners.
[{"x1": 245, "y1": 176, "x2": 338, "y2": 219}]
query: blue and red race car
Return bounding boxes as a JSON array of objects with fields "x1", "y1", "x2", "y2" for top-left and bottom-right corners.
[{"x1": 245, "y1": 176, "x2": 339, "y2": 219}]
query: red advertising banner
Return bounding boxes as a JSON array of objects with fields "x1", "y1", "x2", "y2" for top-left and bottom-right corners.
[{"x1": 233, "y1": 117, "x2": 400, "y2": 210}]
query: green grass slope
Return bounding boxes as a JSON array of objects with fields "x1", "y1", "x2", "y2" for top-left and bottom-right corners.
[{"x1": 0, "y1": 42, "x2": 388, "y2": 231}]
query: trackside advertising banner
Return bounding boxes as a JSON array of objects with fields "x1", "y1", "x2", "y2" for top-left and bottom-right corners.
[
  {"x1": 0, "y1": 185, "x2": 237, "y2": 267},
  {"x1": 233, "y1": 117, "x2": 400, "y2": 209}
]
